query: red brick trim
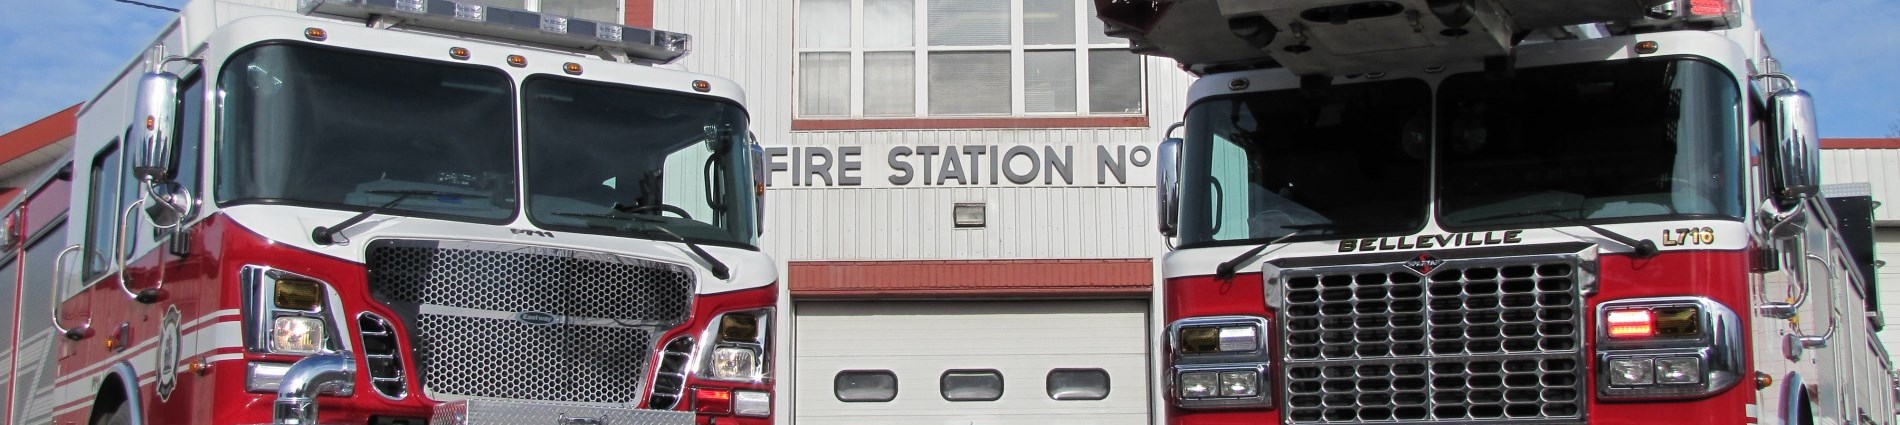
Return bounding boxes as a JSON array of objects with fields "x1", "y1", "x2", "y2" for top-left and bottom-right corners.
[
  {"x1": 788, "y1": 259, "x2": 1152, "y2": 299},
  {"x1": 792, "y1": 116, "x2": 1149, "y2": 131},
  {"x1": 1821, "y1": 138, "x2": 1900, "y2": 149},
  {"x1": 624, "y1": 0, "x2": 654, "y2": 28},
  {"x1": 0, "y1": 104, "x2": 78, "y2": 165}
]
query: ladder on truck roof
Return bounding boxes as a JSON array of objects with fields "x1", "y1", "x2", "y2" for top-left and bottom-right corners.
[{"x1": 1094, "y1": 0, "x2": 1740, "y2": 76}]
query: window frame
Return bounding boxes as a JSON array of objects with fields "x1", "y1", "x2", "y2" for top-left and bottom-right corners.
[
  {"x1": 81, "y1": 141, "x2": 125, "y2": 286},
  {"x1": 794, "y1": 0, "x2": 1147, "y2": 122}
]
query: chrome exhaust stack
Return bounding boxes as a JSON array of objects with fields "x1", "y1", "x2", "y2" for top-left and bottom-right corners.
[{"x1": 274, "y1": 352, "x2": 354, "y2": 425}]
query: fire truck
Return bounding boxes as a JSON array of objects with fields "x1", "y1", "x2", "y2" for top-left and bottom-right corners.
[
  {"x1": 1096, "y1": 0, "x2": 1896, "y2": 423},
  {"x1": 2, "y1": 0, "x2": 777, "y2": 424}
]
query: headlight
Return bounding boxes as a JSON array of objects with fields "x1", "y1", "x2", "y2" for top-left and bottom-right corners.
[
  {"x1": 273, "y1": 277, "x2": 323, "y2": 311},
  {"x1": 1178, "y1": 324, "x2": 1260, "y2": 354},
  {"x1": 1596, "y1": 297, "x2": 1741, "y2": 400},
  {"x1": 1219, "y1": 370, "x2": 1258, "y2": 397},
  {"x1": 707, "y1": 347, "x2": 759, "y2": 380},
  {"x1": 1607, "y1": 358, "x2": 1653, "y2": 386},
  {"x1": 242, "y1": 266, "x2": 340, "y2": 355},
  {"x1": 271, "y1": 316, "x2": 327, "y2": 354},
  {"x1": 699, "y1": 310, "x2": 771, "y2": 382},
  {"x1": 1168, "y1": 316, "x2": 1272, "y2": 409},
  {"x1": 1179, "y1": 371, "x2": 1217, "y2": 399},
  {"x1": 1654, "y1": 357, "x2": 1701, "y2": 384}
]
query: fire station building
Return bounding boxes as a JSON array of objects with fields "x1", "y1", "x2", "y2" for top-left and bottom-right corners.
[{"x1": 2, "y1": 0, "x2": 1899, "y2": 423}]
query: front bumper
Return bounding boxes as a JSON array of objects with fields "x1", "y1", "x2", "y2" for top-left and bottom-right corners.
[{"x1": 431, "y1": 399, "x2": 694, "y2": 425}]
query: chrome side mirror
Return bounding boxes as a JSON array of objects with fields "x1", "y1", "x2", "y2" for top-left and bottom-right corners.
[
  {"x1": 131, "y1": 70, "x2": 180, "y2": 183},
  {"x1": 1157, "y1": 123, "x2": 1184, "y2": 238},
  {"x1": 1759, "y1": 73, "x2": 1821, "y2": 207},
  {"x1": 749, "y1": 132, "x2": 767, "y2": 236}
]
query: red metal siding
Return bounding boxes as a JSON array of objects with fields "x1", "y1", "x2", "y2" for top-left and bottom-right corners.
[{"x1": 788, "y1": 259, "x2": 1152, "y2": 298}]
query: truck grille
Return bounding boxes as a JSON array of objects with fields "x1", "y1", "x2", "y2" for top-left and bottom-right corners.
[
  {"x1": 1278, "y1": 254, "x2": 1586, "y2": 423},
  {"x1": 366, "y1": 239, "x2": 696, "y2": 404}
]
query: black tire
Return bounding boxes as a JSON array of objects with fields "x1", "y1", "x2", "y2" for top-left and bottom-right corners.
[{"x1": 93, "y1": 402, "x2": 130, "y2": 425}]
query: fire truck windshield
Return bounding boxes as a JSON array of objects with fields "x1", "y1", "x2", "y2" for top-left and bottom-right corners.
[
  {"x1": 1175, "y1": 79, "x2": 1434, "y2": 247},
  {"x1": 1175, "y1": 58, "x2": 1744, "y2": 248},
  {"x1": 216, "y1": 44, "x2": 517, "y2": 223},
  {"x1": 522, "y1": 76, "x2": 758, "y2": 248},
  {"x1": 1435, "y1": 58, "x2": 1744, "y2": 230}
]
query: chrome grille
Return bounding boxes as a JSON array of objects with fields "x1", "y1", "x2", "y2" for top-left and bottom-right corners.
[
  {"x1": 366, "y1": 239, "x2": 695, "y2": 404},
  {"x1": 1279, "y1": 254, "x2": 1585, "y2": 423},
  {"x1": 358, "y1": 313, "x2": 407, "y2": 399},
  {"x1": 646, "y1": 336, "x2": 694, "y2": 410}
]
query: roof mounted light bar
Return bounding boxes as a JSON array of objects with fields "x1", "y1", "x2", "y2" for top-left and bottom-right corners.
[{"x1": 297, "y1": 0, "x2": 691, "y2": 64}]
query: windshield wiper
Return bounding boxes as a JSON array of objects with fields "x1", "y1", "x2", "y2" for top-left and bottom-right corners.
[
  {"x1": 1214, "y1": 225, "x2": 1328, "y2": 280},
  {"x1": 312, "y1": 190, "x2": 488, "y2": 245},
  {"x1": 1464, "y1": 208, "x2": 1659, "y2": 258},
  {"x1": 549, "y1": 211, "x2": 732, "y2": 280},
  {"x1": 647, "y1": 226, "x2": 731, "y2": 280}
]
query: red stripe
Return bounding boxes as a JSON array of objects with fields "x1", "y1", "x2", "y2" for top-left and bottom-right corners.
[
  {"x1": 788, "y1": 259, "x2": 1152, "y2": 299},
  {"x1": 53, "y1": 314, "x2": 242, "y2": 387},
  {"x1": 624, "y1": 0, "x2": 654, "y2": 27},
  {"x1": 1821, "y1": 138, "x2": 1900, "y2": 149}
]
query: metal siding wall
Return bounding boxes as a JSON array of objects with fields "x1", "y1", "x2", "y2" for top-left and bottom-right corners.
[
  {"x1": 656, "y1": 1, "x2": 1196, "y2": 262},
  {"x1": 1821, "y1": 149, "x2": 1900, "y2": 223}
]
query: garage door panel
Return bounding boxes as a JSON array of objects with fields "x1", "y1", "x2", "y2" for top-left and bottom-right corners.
[
  {"x1": 796, "y1": 305, "x2": 1146, "y2": 357},
  {"x1": 795, "y1": 300, "x2": 1149, "y2": 424}
]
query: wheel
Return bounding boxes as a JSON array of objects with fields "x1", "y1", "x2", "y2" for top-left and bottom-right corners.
[{"x1": 93, "y1": 402, "x2": 130, "y2": 425}]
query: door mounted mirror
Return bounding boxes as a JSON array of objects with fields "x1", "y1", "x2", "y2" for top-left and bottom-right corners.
[
  {"x1": 1157, "y1": 122, "x2": 1185, "y2": 238},
  {"x1": 131, "y1": 69, "x2": 180, "y2": 183},
  {"x1": 1757, "y1": 73, "x2": 1821, "y2": 208}
]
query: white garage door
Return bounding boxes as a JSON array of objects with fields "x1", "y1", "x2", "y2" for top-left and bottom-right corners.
[{"x1": 793, "y1": 300, "x2": 1150, "y2": 425}]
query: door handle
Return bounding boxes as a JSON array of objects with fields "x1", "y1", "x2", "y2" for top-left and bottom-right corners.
[{"x1": 49, "y1": 245, "x2": 91, "y2": 341}]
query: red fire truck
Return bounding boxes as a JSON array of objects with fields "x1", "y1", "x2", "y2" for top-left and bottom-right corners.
[
  {"x1": 1096, "y1": 0, "x2": 1896, "y2": 423},
  {"x1": 2, "y1": 1, "x2": 777, "y2": 424}
]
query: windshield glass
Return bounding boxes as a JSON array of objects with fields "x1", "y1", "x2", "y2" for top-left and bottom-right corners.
[
  {"x1": 1176, "y1": 79, "x2": 1433, "y2": 247},
  {"x1": 523, "y1": 76, "x2": 758, "y2": 247},
  {"x1": 217, "y1": 44, "x2": 516, "y2": 221},
  {"x1": 1436, "y1": 58, "x2": 1743, "y2": 229}
]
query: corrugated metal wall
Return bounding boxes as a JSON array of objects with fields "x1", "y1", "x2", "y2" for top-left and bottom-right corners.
[
  {"x1": 1821, "y1": 148, "x2": 1900, "y2": 223},
  {"x1": 654, "y1": 0, "x2": 1196, "y2": 262}
]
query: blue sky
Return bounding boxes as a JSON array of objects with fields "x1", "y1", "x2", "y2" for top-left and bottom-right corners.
[{"x1": 1, "y1": 0, "x2": 1897, "y2": 136}]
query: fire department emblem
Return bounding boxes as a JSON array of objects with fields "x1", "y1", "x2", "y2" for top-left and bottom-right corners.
[
  {"x1": 1403, "y1": 253, "x2": 1444, "y2": 276},
  {"x1": 155, "y1": 305, "x2": 182, "y2": 402}
]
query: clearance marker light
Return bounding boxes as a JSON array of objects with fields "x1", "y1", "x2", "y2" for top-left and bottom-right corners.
[
  {"x1": 507, "y1": 55, "x2": 527, "y2": 68},
  {"x1": 563, "y1": 62, "x2": 583, "y2": 75},
  {"x1": 1688, "y1": 0, "x2": 1728, "y2": 16},
  {"x1": 694, "y1": 388, "x2": 733, "y2": 414},
  {"x1": 1606, "y1": 309, "x2": 1654, "y2": 338},
  {"x1": 449, "y1": 47, "x2": 470, "y2": 60},
  {"x1": 303, "y1": 27, "x2": 327, "y2": 41}
]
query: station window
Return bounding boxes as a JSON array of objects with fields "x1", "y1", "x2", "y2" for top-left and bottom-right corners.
[
  {"x1": 835, "y1": 370, "x2": 899, "y2": 402},
  {"x1": 796, "y1": 0, "x2": 1144, "y2": 118},
  {"x1": 940, "y1": 369, "x2": 1004, "y2": 401},
  {"x1": 1046, "y1": 368, "x2": 1109, "y2": 400}
]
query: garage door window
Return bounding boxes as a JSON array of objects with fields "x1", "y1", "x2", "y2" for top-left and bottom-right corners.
[
  {"x1": 941, "y1": 369, "x2": 1004, "y2": 401},
  {"x1": 835, "y1": 370, "x2": 899, "y2": 402},
  {"x1": 1046, "y1": 368, "x2": 1111, "y2": 400}
]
